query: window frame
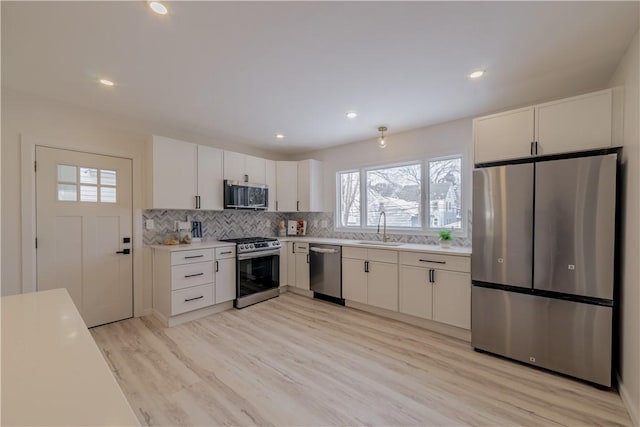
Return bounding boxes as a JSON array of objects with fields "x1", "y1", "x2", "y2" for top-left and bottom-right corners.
[{"x1": 335, "y1": 155, "x2": 466, "y2": 237}]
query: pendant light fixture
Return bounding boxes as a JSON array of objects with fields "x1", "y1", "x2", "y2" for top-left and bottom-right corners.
[{"x1": 378, "y1": 126, "x2": 388, "y2": 149}]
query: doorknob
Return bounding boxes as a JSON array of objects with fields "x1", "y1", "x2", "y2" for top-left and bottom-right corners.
[{"x1": 116, "y1": 249, "x2": 131, "y2": 255}]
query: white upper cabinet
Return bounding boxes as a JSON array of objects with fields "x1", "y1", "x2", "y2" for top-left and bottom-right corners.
[
  {"x1": 276, "y1": 159, "x2": 324, "y2": 212},
  {"x1": 473, "y1": 88, "x2": 616, "y2": 165},
  {"x1": 146, "y1": 136, "x2": 197, "y2": 209},
  {"x1": 276, "y1": 161, "x2": 298, "y2": 212},
  {"x1": 197, "y1": 145, "x2": 224, "y2": 210},
  {"x1": 535, "y1": 90, "x2": 612, "y2": 156},
  {"x1": 298, "y1": 159, "x2": 324, "y2": 212},
  {"x1": 223, "y1": 151, "x2": 266, "y2": 184},
  {"x1": 265, "y1": 160, "x2": 277, "y2": 212},
  {"x1": 474, "y1": 107, "x2": 535, "y2": 164}
]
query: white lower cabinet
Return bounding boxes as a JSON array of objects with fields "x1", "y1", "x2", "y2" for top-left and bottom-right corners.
[
  {"x1": 293, "y1": 243, "x2": 310, "y2": 290},
  {"x1": 399, "y1": 251, "x2": 471, "y2": 329},
  {"x1": 153, "y1": 244, "x2": 236, "y2": 324},
  {"x1": 342, "y1": 247, "x2": 398, "y2": 311}
]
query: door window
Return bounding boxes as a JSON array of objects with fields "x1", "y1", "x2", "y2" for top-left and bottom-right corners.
[{"x1": 56, "y1": 165, "x2": 117, "y2": 203}]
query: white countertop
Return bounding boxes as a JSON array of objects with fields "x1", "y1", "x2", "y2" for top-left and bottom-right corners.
[
  {"x1": 1, "y1": 289, "x2": 139, "y2": 427},
  {"x1": 279, "y1": 236, "x2": 472, "y2": 256},
  {"x1": 149, "y1": 240, "x2": 235, "y2": 251}
]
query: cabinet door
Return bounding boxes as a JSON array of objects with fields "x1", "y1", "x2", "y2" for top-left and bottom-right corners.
[
  {"x1": 342, "y1": 258, "x2": 367, "y2": 304},
  {"x1": 367, "y1": 261, "x2": 398, "y2": 312},
  {"x1": 215, "y1": 258, "x2": 236, "y2": 303},
  {"x1": 473, "y1": 107, "x2": 535, "y2": 164},
  {"x1": 535, "y1": 89, "x2": 612, "y2": 155},
  {"x1": 265, "y1": 160, "x2": 277, "y2": 212},
  {"x1": 433, "y1": 270, "x2": 470, "y2": 329},
  {"x1": 223, "y1": 151, "x2": 246, "y2": 182},
  {"x1": 297, "y1": 159, "x2": 323, "y2": 212},
  {"x1": 295, "y1": 252, "x2": 310, "y2": 290},
  {"x1": 197, "y1": 145, "x2": 224, "y2": 210},
  {"x1": 399, "y1": 265, "x2": 432, "y2": 319},
  {"x1": 286, "y1": 243, "x2": 296, "y2": 287},
  {"x1": 276, "y1": 161, "x2": 298, "y2": 211},
  {"x1": 279, "y1": 243, "x2": 288, "y2": 287},
  {"x1": 245, "y1": 155, "x2": 266, "y2": 184},
  {"x1": 150, "y1": 136, "x2": 197, "y2": 209}
]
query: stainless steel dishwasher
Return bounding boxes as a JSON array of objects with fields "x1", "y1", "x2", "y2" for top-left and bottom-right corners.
[{"x1": 309, "y1": 244, "x2": 343, "y2": 304}]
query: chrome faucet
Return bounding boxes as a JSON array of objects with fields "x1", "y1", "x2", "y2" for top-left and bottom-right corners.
[{"x1": 377, "y1": 211, "x2": 388, "y2": 242}]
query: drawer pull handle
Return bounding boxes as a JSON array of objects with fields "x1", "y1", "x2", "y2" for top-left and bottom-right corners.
[
  {"x1": 419, "y1": 259, "x2": 446, "y2": 264},
  {"x1": 184, "y1": 295, "x2": 204, "y2": 302},
  {"x1": 184, "y1": 255, "x2": 204, "y2": 259},
  {"x1": 185, "y1": 273, "x2": 204, "y2": 278},
  {"x1": 220, "y1": 251, "x2": 233, "y2": 255}
]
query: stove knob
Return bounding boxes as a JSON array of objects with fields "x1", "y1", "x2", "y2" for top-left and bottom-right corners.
[
  {"x1": 239, "y1": 245, "x2": 245, "y2": 250},
  {"x1": 249, "y1": 244, "x2": 255, "y2": 249}
]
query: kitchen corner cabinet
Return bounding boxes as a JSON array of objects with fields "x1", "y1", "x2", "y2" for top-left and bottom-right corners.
[
  {"x1": 265, "y1": 160, "x2": 277, "y2": 212},
  {"x1": 399, "y1": 252, "x2": 470, "y2": 329},
  {"x1": 146, "y1": 135, "x2": 223, "y2": 210},
  {"x1": 342, "y1": 247, "x2": 398, "y2": 311},
  {"x1": 275, "y1": 159, "x2": 324, "y2": 212},
  {"x1": 473, "y1": 89, "x2": 614, "y2": 165},
  {"x1": 223, "y1": 151, "x2": 266, "y2": 184}
]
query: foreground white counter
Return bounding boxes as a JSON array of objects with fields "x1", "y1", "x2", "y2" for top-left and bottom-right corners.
[{"x1": 1, "y1": 289, "x2": 139, "y2": 426}]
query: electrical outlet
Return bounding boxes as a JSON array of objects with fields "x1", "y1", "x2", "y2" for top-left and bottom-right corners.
[
  {"x1": 313, "y1": 220, "x2": 318, "y2": 228},
  {"x1": 320, "y1": 220, "x2": 327, "y2": 228},
  {"x1": 145, "y1": 219, "x2": 155, "y2": 230}
]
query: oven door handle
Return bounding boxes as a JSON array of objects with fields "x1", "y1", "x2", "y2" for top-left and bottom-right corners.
[{"x1": 237, "y1": 249, "x2": 281, "y2": 261}]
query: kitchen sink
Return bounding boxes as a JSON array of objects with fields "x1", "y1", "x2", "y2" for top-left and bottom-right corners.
[{"x1": 355, "y1": 241, "x2": 405, "y2": 247}]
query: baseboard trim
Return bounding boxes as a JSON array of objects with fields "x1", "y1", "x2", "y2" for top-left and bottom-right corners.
[
  {"x1": 346, "y1": 300, "x2": 471, "y2": 342},
  {"x1": 152, "y1": 302, "x2": 234, "y2": 327},
  {"x1": 618, "y1": 374, "x2": 638, "y2": 427},
  {"x1": 287, "y1": 287, "x2": 314, "y2": 298}
]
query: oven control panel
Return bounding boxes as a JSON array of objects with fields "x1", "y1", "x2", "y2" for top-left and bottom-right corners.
[{"x1": 238, "y1": 240, "x2": 281, "y2": 254}]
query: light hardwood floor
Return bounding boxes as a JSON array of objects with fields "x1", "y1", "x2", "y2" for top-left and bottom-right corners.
[{"x1": 92, "y1": 293, "x2": 631, "y2": 426}]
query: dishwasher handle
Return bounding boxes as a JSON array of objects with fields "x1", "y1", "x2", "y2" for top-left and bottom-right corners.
[{"x1": 310, "y1": 247, "x2": 339, "y2": 254}]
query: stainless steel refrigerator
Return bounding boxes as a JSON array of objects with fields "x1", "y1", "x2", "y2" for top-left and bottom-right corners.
[{"x1": 471, "y1": 150, "x2": 619, "y2": 387}]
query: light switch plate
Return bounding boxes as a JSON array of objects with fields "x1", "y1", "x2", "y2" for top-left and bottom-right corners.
[{"x1": 145, "y1": 219, "x2": 154, "y2": 230}]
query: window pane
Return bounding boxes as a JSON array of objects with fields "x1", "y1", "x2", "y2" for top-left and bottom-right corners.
[
  {"x1": 57, "y1": 184, "x2": 77, "y2": 201},
  {"x1": 428, "y1": 157, "x2": 462, "y2": 230},
  {"x1": 339, "y1": 171, "x2": 360, "y2": 227},
  {"x1": 366, "y1": 164, "x2": 421, "y2": 227},
  {"x1": 80, "y1": 185, "x2": 97, "y2": 202},
  {"x1": 100, "y1": 169, "x2": 117, "y2": 186},
  {"x1": 80, "y1": 168, "x2": 98, "y2": 184},
  {"x1": 57, "y1": 165, "x2": 77, "y2": 183},
  {"x1": 100, "y1": 187, "x2": 117, "y2": 203}
]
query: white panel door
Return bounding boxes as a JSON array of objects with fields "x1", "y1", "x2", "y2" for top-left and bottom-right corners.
[
  {"x1": 432, "y1": 270, "x2": 471, "y2": 329},
  {"x1": 215, "y1": 258, "x2": 236, "y2": 303},
  {"x1": 367, "y1": 261, "x2": 398, "y2": 311},
  {"x1": 150, "y1": 136, "x2": 196, "y2": 209},
  {"x1": 276, "y1": 161, "x2": 298, "y2": 211},
  {"x1": 223, "y1": 151, "x2": 246, "y2": 182},
  {"x1": 474, "y1": 107, "x2": 535, "y2": 164},
  {"x1": 197, "y1": 145, "x2": 224, "y2": 210},
  {"x1": 399, "y1": 265, "x2": 432, "y2": 319},
  {"x1": 342, "y1": 258, "x2": 367, "y2": 304},
  {"x1": 245, "y1": 155, "x2": 266, "y2": 184},
  {"x1": 36, "y1": 146, "x2": 133, "y2": 328},
  {"x1": 294, "y1": 252, "x2": 310, "y2": 290}
]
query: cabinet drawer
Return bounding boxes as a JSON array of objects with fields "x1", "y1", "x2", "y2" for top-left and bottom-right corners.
[
  {"x1": 171, "y1": 262, "x2": 214, "y2": 290},
  {"x1": 399, "y1": 251, "x2": 470, "y2": 272},
  {"x1": 368, "y1": 249, "x2": 397, "y2": 263},
  {"x1": 294, "y1": 242, "x2": 309, "y2": 254},
  {"x1": 343, "y1": 246, "x2": 367, "y2": 260},
  {"x1": 171, "y1": 284, "x2": 214, "y2": 315},
  {"x1": 171, "y1": 249, "x2": 214, "y2": 265},
  {"x1": 215, "y1": 246, "x2": 236, "y2": 259}
]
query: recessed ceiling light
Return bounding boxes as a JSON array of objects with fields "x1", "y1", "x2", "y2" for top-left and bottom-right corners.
[
  {"x1": 275, "y1": 134, "x2": 285, "y2": 139},
  {"x1": 99, "y1": 79, "x2": 115, "y2": 86},
  {"x1": 346, "y1": 111, "x2": 358, "y2": 119},
  {"x1": 149, "y1": 1, "x2": 168, "y2": 15},
  {"x1": 469, "y1": 70, "x2": 485, "y2": 79}
]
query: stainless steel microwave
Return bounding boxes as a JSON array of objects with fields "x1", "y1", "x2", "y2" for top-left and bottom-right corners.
[{"x1": 224, "y1": 180, "x2": 269, "y2": 210}]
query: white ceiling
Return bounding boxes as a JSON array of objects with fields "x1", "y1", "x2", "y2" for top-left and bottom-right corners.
[{"x1": 2, "y1": 1, "x2": 638, "y2": 154}]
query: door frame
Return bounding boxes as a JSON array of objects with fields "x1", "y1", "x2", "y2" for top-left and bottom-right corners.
[{"x1": 20, "y1": 135, "x2": 147, "y2": 317}]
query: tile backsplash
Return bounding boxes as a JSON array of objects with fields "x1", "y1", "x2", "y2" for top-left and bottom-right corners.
[{"x1": 143, "y1": 210, "x2": 472, "y2": 247}]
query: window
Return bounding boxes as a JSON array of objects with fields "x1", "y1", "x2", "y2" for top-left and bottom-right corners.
[
  {"x1": 336, "y1": 155, "x2": 464, "y2": 234},
  {"x1": 427, "y1": 156, "x2": 462, "y2": 230},
  {"x1": 57, "y1": 165, "x2": 117, "y2": 203},
  {"x1": 365, "y1": 163, "x2": 421, "y2": 228}
]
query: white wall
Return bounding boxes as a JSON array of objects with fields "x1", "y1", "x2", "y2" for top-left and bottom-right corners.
[
  {"x1": 609, "y1": 29, "x2": 640, "y2": 426},
  {"x1": 1, "y1": 89, "x2": 281, "y2": 310},
  {"x1": 292, "y1": 117, "x2": 473, "y2": 235}
]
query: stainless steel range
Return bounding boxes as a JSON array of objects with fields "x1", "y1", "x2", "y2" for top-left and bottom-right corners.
[{"x1": 220, "y1": 237, "x2": 281, "y2": 308}]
